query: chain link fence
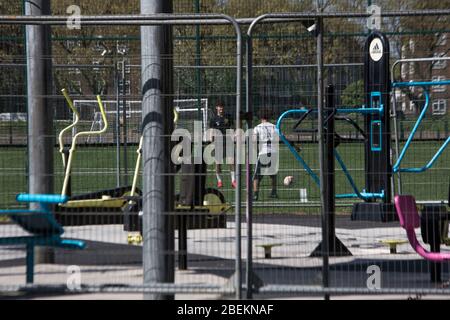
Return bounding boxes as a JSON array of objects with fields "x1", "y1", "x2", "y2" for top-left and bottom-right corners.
[{"x1": 0, "y1": 6, "x2": 449, "y2": 299}]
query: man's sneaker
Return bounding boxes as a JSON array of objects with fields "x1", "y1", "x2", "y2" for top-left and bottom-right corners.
[
  {"x1": 269, "y1": 191, "x2": 278, "y2": 199},
  {"x1": 217, "y1": 180, "x2": 223, "y2": 189},
  {"x1": 231, "y1": 180, "x2": 237, "y2": 189}
]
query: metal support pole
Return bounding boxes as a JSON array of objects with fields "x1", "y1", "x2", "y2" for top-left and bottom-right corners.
[
  {"x1": 178, "y1": 214, "x2": 188, "y2": 270},
  {"x1": 26, "y1": 243, "x2": 34, "y2": 284},
  {"x1": 245, "y1": 32, "x2": 254, "y2": 300},
  {"x1": 141, "y1": 0, "x2": 174, "y2": 300},
  {"x1": 25, "y1": 0, "x2": 54, "y2": 266},
  {"x1": 115, "y1": 63, "x2": 121, "y2": 187},
  {"x1": 122, "y1": 58, "x2": 129, "y2": 185},
  {"x1": 316, "y1": 15, "x2": 330, "y2": 301},
  {"x1": 325, "y1": 85, "x2": 336, "y2": 248},
  {"x1": 310, "y1": 85, "x2": 352, "y2": 257},
  {"x1": 195, "y1": 0, "x2": 202, "y2": 123}
]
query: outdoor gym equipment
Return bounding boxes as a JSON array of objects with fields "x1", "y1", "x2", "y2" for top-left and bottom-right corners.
[
  {"x1": 395, "y1": 195, "x2": 450, "y2": 282},
  {"x1": 277, "y1": 31, "x2": 394, "y2": 222},
  {"x1": 0, "y1": 194, "x2": 85, "y2": 283},
  {"x1": 123, "y1": 156, "x2": 231, "y2": 269},
  {"x1": 390, "y1": 57, "x2": 450, "y2": 190},
  {"x1": 278, "y1": 32, "x2": 450, "y2": 223},
  {"x1": 119, "y1": 111, "x2": 231, "y2": 268},
  {"x1": 55, "y1": 89, "x2": 138, "y2": 225}
]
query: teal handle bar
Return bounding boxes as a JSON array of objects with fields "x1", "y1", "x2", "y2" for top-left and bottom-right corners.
[
  {"x1": 276, "y1": 107, "x2": 385, "y2": 201},
  {"x1": 16, "y1": 194, "x2": 69, "y2": 204},
  {"x1": 276, "y1": 109, "x2": 320, "y2": 186},
  {"x1": 392, "y1": 80, "x2": 450, "y2": 173}
]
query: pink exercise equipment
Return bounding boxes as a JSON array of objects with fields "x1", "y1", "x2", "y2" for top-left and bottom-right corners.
[{"x1": 394, "y1": 195, "x2": 450, "y2": 263}]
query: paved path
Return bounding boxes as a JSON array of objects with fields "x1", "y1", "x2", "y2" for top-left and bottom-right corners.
[{"x1": 1, "y1": 216, "x2": 449, "y2": 299}]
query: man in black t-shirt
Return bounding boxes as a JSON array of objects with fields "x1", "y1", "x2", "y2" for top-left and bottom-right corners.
[{"x1": 209, "y1": 101, "x2": 236, "y2": 189}]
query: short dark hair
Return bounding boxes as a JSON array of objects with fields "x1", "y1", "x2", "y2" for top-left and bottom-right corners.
[
  {"x1": 259, "y1": 107, "x2": 272, "y2": 120},
  {"x1": 216, "y1": 101, "x2": 224, "y2": 108}
]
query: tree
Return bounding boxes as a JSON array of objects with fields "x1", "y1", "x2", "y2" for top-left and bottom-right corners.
[
  {"x1": 384, "y1": 0, "x2": 449, "y2": 115},
  {"x1": 341, "y1": 80, "x2": 364, "y2": 107}
]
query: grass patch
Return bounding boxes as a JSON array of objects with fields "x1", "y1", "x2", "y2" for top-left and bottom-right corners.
[{"x1": 0, "y1": 139, "x2": 448, "y2": 215}]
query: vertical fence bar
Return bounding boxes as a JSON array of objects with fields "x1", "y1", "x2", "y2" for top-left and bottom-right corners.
[
  {"x1": 25, "y1": 0, "x2": 54, "y2": 265},
  {"x1": 122, "y1": 58, "x2": 129, "y2": 185},
  {"x1": 141, "y1": 0, "x2": 174, "y2": 300},
  {"x1": 245, "y1": 31, "x2": 254, "y2": 299},
  {"x1": 234, "y1": 23, "x2": 243, "y2": 303},
  {"x1": 115, "y1": 62, "x2": 121, "y2": 187},
  {"x1": 316, "y1": 15, "x2": 330, "y2": 301}
]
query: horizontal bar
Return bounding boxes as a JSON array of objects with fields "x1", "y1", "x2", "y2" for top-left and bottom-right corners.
[
  {"x1": 393, "y1": 80, "x2": 450, "y2": 88},
  {"x1": 16, "y1": 194, "x2": 68, "y2": 204},
  {"x1": 0, "y1": 235, "x2": 61, "y2": 246},
  {"x1": 396, "y1": 136, "x2": 450, "y2": 173},
  {"x1": 336, "y1": 107, "x2": 383, "y2": 115},
  {"x1": 0, "y1": 10, "x2": 449, "y2": 25},
  {"x1": 258, "y1": 285, "x2": 450, "y2": 295},
  {"x1": 0, "y1": 284, "x2": 235, "y2": 295},
  {"x1": 335, "y1": 192, "x2": 385, "y2": 199},
  {"x1": 0, "y1": 209, "x2": 48, "y2": 216},
  {"x1": 392, "y1": 57, "x2": 450, "y2": 82},
  {"x1": 2, "y1": 283, "x2": 450, "y2": 296},
  {"x1": 1, "y1": 63, "x2": 364, "y2": 70},
  {"x1": 3, "y1": 29, "x2": 450, "y2": 42}
]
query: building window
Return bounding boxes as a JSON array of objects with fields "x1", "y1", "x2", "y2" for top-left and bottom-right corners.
[
  {"x1": 432, "y1": 76, "x2": 446, "y2": 93},
  {"x1": 119, "y1": 58, "x2": 131, "y2": 74},
  {"x1": 432, "y1": 99, "x2": 447, "y2": 115},
  {"x1": 119, "y1": 80, "x2": 131, "y2": 95},
  {"x1": 409, "y1": 39, "x2": 415, "y2": 53},
  {"x1": 125, "y1": 58, "x2": 131, "y2": 74},
  {"x1": 400, "y1": 63, "x2": 407, "y2": 78},
  {"x1": 432, "y1": 53, "x2": 447, "y2": 69},
  {"x1": 69, "y1": 80, "x2": 81, "y2": 94},
  {"x1": 124, "y1": 80, "x2": 131, "y2": 95},
  {"x1": 437, "y1": 33, "x2": 447, "y2": 46},
  {"x1": 92, "y1": 58, "x2": 101, "y2": 72},
  {"x1": 95, "y1": 80, "x2": 106, "y2": 95},
  {"x1": 409, "y1": 62, "x2": 415, "y2": 75}
]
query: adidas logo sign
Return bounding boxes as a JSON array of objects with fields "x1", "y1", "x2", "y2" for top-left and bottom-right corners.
[
  {"x1": 372, "y1": 43, "x2": 381, "y2": 52},
  {"x1": 369, "y1": 38, "x2": 383, "y2": 62}
]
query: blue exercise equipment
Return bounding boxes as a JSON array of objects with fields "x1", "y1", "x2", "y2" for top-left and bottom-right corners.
[
  {"x1": 392, "y1": 81, "x2": 450, "y2": 174},
  {"x1": 0, "y1": 194, "x2": 85, "y2": 283},
  {"x1": 277, "y1": 32, "x2": 449, "y2": 221},
  {"x1": 277, "y1": 32, "x2": 392, "y2": 215}
]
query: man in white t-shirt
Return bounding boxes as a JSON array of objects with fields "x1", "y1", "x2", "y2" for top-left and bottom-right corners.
[{"x1": 252, "y1": 107, "x2": 279, "y2": 201}]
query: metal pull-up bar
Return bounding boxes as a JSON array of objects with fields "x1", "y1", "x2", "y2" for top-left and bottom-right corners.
[{"x1": 392, "y1": 80, "x2": 450, "y2": 173}]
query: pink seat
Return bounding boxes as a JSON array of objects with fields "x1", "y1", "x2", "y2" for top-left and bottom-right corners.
[{"x1": 394, "y1": 195, "x2": 450, "y2": 262}]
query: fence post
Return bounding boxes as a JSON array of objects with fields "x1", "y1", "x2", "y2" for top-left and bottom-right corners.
[
  {"x1": 315, "y1": 14, "x2": 331, "y2": 301},
  {"x1": 141, "y1": 0, "x2": 174, "y2": 300},
  {"x1": 25, "y1": 0, "x2": 54, "y2": 264}
]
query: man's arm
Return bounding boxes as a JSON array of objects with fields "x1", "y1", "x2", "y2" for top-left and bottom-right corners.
[
  {"x1": 226, "y1": 113, "x2": 234, "y2": 129},
  {"x1": 209, "y1": 117, "x2": 216, "y2": 129}
]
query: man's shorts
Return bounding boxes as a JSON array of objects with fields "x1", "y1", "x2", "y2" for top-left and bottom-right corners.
[{"x1": 253, "y1": 153, "x2": 279, "y2": 180}]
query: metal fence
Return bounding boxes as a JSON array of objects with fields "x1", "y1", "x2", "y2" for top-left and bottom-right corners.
[{"x1": 0, "y1": 9, "x2": 449, "y2": 299}]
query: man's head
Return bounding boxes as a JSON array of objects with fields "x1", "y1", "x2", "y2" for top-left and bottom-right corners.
[
  {"x1": 259, "y1": 107, "x2": 272, "y2": 122},
  {"x1": 216, "y1": 101, "x2": 225, "y2": 116}
]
